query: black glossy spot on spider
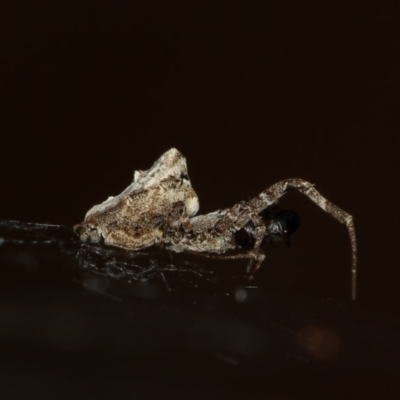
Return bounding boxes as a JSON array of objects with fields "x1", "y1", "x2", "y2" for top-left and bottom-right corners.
[
  {"x1": 267, "y1": 210, "x2": 300, "y2": 244},
  {"x1": 235, "y1": 221, "x2": 256, "y2": 250},
  {"x1": 276, "y1": 210, "x2": 299, "y2": 235}
]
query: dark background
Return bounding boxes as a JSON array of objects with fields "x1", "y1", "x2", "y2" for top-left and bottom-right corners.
[
  {"x1": 1, "y1": 2, "x2": 398, "y2": 306},
  {"x1": 0, "y1": 2, "x2": 399, "y2": 398}
]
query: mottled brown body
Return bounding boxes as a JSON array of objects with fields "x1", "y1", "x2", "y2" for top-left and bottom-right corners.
[
  {"x1": 74, "y1": 149, "x2": 199, "y2": 250},
  {"x1": 75, "y1": 148, "x2": 357, "y2": 299}
]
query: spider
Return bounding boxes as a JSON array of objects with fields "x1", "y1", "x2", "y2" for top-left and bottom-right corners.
[{"x1": 74, "y1": 148, "x2": 357, "y2": 299}]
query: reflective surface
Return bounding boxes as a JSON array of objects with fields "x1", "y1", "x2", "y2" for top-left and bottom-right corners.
[{"x1": 1, "y1": 220, "x2": 399, "y2": 399}]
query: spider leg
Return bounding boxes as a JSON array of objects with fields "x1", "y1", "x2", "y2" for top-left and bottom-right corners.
[
  {"x1": 182, "y1": 250, "x2": 254, "y2": 261},
  {"x1": 212, "y1": 206, "x2": 268, "y2": 279},
  {"x1": 248, "y1": 178, "x2": 357, "y2": 300},
  {"x1": 179, "y1": 249, "x2": 266, "y2": 282},
  {"x1": 245, "y1": 250, "x2": 266, "y2": 278}
]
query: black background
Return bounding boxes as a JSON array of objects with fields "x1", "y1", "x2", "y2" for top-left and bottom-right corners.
[
  {"x1": 1, "y1": 2, "x2": 398, "y2": 306},
  {"x1": 0, "y1": 3, "x2": 399, "y2": 396}
]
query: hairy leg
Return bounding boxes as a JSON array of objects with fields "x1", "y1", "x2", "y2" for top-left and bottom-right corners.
[
  {"x1": 209, "y1": 179, "x2": 357, "y2": 298},
  {"x1": 248, "y1": 178, "x2": 357, "y2": 299}
]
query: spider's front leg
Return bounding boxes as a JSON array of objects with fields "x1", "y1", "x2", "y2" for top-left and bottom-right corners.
[
  {"x1": 247, "y1": 178, "x2": 357, "y2": 299},
  {"x1": 185, "y1": 201, "x2": 298, "y2": 280},
  {"x1": 212, "y1": 201, "x2": 270, "y2": 278},
  {"x1": 210, "y1": 178, "x2": 357, "y2": 298},
  {"x1": 167, "y1": 201, "x2": 268, "y2": 275}
]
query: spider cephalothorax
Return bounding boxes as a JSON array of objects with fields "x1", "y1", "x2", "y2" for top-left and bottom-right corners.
[{"x1": 75, "y1": 148, "x2": 357, "y2": 299}]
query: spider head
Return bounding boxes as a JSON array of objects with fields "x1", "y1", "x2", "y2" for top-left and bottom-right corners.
[{"x1": 265, "y1": 209, "x2": 300, "y2": 245}]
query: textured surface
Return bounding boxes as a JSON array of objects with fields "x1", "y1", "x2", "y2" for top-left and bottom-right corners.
[{"x1": 75, "y1": 148, "x2": 199, "y2": 249}]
